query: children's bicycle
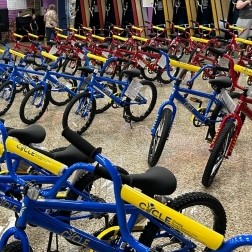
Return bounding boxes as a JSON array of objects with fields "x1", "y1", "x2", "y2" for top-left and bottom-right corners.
[
  {"x1": 146, "y1": 46, "x2": 235, "y2": 167},
  {"x1": 201, "y1": 62, "x2": 252, "y2": 187},
  {"x1": 0, "y1": 123, "x2": 228, "y2": 251}
]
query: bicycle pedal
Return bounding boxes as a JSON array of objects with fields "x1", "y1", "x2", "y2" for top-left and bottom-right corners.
[{"x1": 189, "y1": 97, "x2": 202, "y2": 104}]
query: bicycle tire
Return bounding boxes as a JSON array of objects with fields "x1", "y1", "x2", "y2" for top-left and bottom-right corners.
[
  {"x1": 0, "y1": 81, "x2": 16, "y2": 116},
  {"x1": 62, "y1": 57, "x2": 81, "y2": 75},
  {"x1": 125, "y1": 80, "x2": 157, "y2": 122},
  {"x1": 148, "y1": 108, "x2": 172, "y2": 167},
  {"x1": 1, "y1": 241, "x2": 33, "y2": 252},
  {"x1": 62, "y1": 92, "x2": 96, "y2": 135},
  {"x1": 202, "y1": 121, "x2": 235, "y2": 187},
  {"x1": 139, "y1": 192, "x2": 227, "y2": 251},
  {"x1": 141, "y1": 59, "x2": 158, "y2": 81},
  {"x1": 167, "y1": 44, "x2": 185, "y2": 60},
  {"x1": 208, "y1": 92, "x2": 246, "y2": 140},
  {"x1": 49, "y1": 72, "x2": 77, "y2": 106},
  {"x1": 158, "y1": 63, "x2": 180, "y2": 84},
  {"x1": 61, "y1": 167, "x2": 129, "y2": 245},
  {"x1": 19, "y1": 85, "x2": 50, "y2": 125}
]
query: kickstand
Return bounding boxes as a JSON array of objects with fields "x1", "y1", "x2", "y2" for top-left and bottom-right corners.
[
  {"x1": 123, "y1": 108, "x2": 132, "y2": 129},
  {"x1": 47, "y1": 232, "x2": 59, "y2": 252}
]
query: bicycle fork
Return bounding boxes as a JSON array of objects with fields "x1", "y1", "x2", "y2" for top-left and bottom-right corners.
[{"x1": 210, "y1": 113, "x2": 243, "y2": 157}]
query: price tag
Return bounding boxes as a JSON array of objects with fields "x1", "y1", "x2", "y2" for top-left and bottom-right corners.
[
  {"x1": 219, "y1": 90, "x2": 236, "y2": 113},
  {"x1": 102, "y1": 51, "x2": 109, "y2": 57},
  {"x1": 157, "y1": 54, "x2": 166, "y2": 68},
  {"x1": 138, "y1": 59, "x2": 145, "y2": 68},
  {"x1": 49, "y1": 45, "x2": 58, "y2": 54},
  {"x1": 78, "y1": 52, "x2": 85, "y2": 59},
  {"x1": 125, "y1": 78, "x2": 143, "y2": 100}
]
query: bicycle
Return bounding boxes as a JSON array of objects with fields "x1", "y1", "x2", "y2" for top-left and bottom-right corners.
[
  {"x1": 0, "y1": 123, "x2": 227, "y2": 251},
  {"x1": 62, "y1": 52, "x2": 157, "y2": 135},
  {"x1": 201, "y1": 61, "x2": 252, "y2": 187},
  {"x1": 146, "y1": 46, "x2": 235, "y2": 167}
]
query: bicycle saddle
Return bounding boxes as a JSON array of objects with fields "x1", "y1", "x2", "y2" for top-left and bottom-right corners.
[
  {"x1": 121, "y1": 68, "x2": 141, "y2": 78},
  {"x1": 209, "y1": 76, "x2": 232, "y2": 90},
  {"x1": 8, "y1": 124, "x2": 46, "y2": 145},
  {"x1": 207, "y1": 47, "x2": 227, "y2": 57},
  {"x1": 94, "y1": 165, "x2": 177, "y2": 196},
  {"x1": 31, "y1": 144, "x2": 91, "y2": 166}
]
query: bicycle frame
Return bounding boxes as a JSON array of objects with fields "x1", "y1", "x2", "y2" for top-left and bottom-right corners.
[{"x1": 151, "y1": 64, "x2": 223, "y2": 136}]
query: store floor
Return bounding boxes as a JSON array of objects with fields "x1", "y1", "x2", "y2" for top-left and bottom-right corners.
[{"x1": 0, "y1": 67, "x2": 252, "y2": 251}]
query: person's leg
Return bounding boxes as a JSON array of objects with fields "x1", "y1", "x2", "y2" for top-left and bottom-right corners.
[
  {"x1": 46, "y1": 28, "x2": 51, "y2": 41},
  {"x1": 236, "y1": 18, "x2": 251, "y2": 39}
]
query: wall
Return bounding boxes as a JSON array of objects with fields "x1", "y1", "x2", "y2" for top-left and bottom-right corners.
[{"x1": 0, "y1": 0, "x2": 57, "y2": 32}]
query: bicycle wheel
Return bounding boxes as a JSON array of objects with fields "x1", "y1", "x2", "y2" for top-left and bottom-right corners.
[
  {"x1": 139, "y1": 192, "x2": 227, "y2": 251},
  {"x1": 148, "y1": 108, "x2": 172, "y2": 167},
  {"x1": 167, "y1": 44, "x2": 185, "y2": 60},
  {"x1": 208, "y1": 92, "x2": 245, "y2": 140},
  {"x1": 60, "y1": 167, "x2": 129, "y2": 245},
  {"x1": 49, "y1": 73, "x2": 77, "y2": 106},
  {"x1": 62, "y1": 57, "x2": 81, "y2": 75},
  {"x1": 202, "y1": 121, "x2": 235, "y2": 187},
  {"x1": 1, "y1": 241, "x2": 33, "y2": 252},
  {"x1": 124, "y1": 80, "x2": 157, "y2": 122},
  {"x1": 19, "y1": 85, "x2": 50, "y2": 125},
  {"x1": 141, "y1": 58, "x2": 158, "y2": 81},
  {"x1": 62, "y1": 92, "x2": 96, "y2": 135},
  {"x1": 0, "y1": 81, "x2": 16, "y2": 116},
  {"x1": 158, "y1": 64, "x2": 180, "y2": 84}
]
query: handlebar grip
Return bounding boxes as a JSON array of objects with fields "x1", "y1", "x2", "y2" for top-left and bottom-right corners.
[
  {"x1": 0, "y1": 48, "x2": 4, "y2": 54},
  {"x1": 91, "y1": 34, "x2": 105, "y2": 41},
  {"x1": 152, "y1": 25, "x2": 165, "y2": 31},
  {"x1": 113, "y1": 26, "x2": 124, "y2": 31},
  {"x1": 62, "y1": 127, "x2": 102, "y2": 161},
  {"x1": 228, "y1": 25, "x2": 243, "y2": 32},
  {"x1": 112, "y1": 35, "x2": 127, "y2": 42},
  {"x1": 41, "y1": 51, "x2": 58, "y2": 61},
  {"x1": 83, "y1": 26, "x2": 93, "y2": 31},
  {"x1": 9, "y1": 49, "x2": 25, "y2": 59},
  {"x1": 198, "y1": 25, "x2": 213, "y2": 31}
]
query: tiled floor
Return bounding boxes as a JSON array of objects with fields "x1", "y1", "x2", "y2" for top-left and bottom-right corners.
[{"x1": 0, "y1": 57, "x2": 252, "y2": 251}]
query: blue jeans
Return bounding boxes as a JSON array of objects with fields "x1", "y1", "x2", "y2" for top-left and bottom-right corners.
[{"x1": 46, "y1": 27, "x2": 56, "y2": 41}]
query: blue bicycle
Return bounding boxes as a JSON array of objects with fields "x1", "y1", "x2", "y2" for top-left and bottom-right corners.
[
  {"x1": 0, "y1": 123, "x2": 227, "y2": 252},
  {"x1": 147, "y1": 46, "x2": 234, "y2": 167}
]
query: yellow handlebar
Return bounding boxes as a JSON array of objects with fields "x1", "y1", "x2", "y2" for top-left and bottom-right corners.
[
  {"x1": 69, "y1": 27, "x2": 78, "y2": 32},
  {"x1": 170, "y1": 59, "x2": 201, "y2": 72},
  {"x1": 74, "y1": 34, "x2": 87, "y2": 40},
  {"x1": 198, "y1": 25, "x2": 213, "y2": 31},
  {"x1": 234, "y1": 64, "x2": 252, "y2": 76},
  {"x1": 114, "y1": 26, "x2": 124, "y2": 31},
  {"x1": 235, "y1": 37, "x2": 252, "y2": 46},
  {"x1": 152, "y1": 25, "x2": 165, "y2": 32},
  {"x1": 13, "y1": 33, "x2": 24, "y2": 39},
  {"x1": 132, "y1": 25, "x2": 143, "y2": 32},
  {"x1": 132, "y1": 35, "x2": 148, "y2": 42},
  {"x1": 28, "y1": 33, "x2": 39, "y2": 39},
  {"x1": 174, "y1": 25, "x2": 186, "y2": 31},
  {"x1": 83, "y1": 26, "x2": 93, "y2": 32},
  {"x1": 41, "y1": 51, "x2": 58, "y2": 61},
  {"x1": 55, "y1": 27, "x2": 63, "y2": 32},
  {"x1": 0, "y1": 49, "x2": 4, "y2": 54},
  {"x1": 92, "y1": 34, "x2": 105, "y2": 41},
  {"x1": 229, "y1": 25, "x2": 244, "y2": 32},
  {"x1": 112, "y1": 35, "x2": 128, "y2": 42},
  {"x1": 57, "y1": 33, "x2": 68, "y2": 39},
  {"x1": 9, "y1": 49, "x2": 25, "y2": 59},
  {"x1": 191, "y1": 36, "x2": 209, "y2": 44},
  {"x1": 87, "y1": 53, "x2": 107, "y2": 63}
]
